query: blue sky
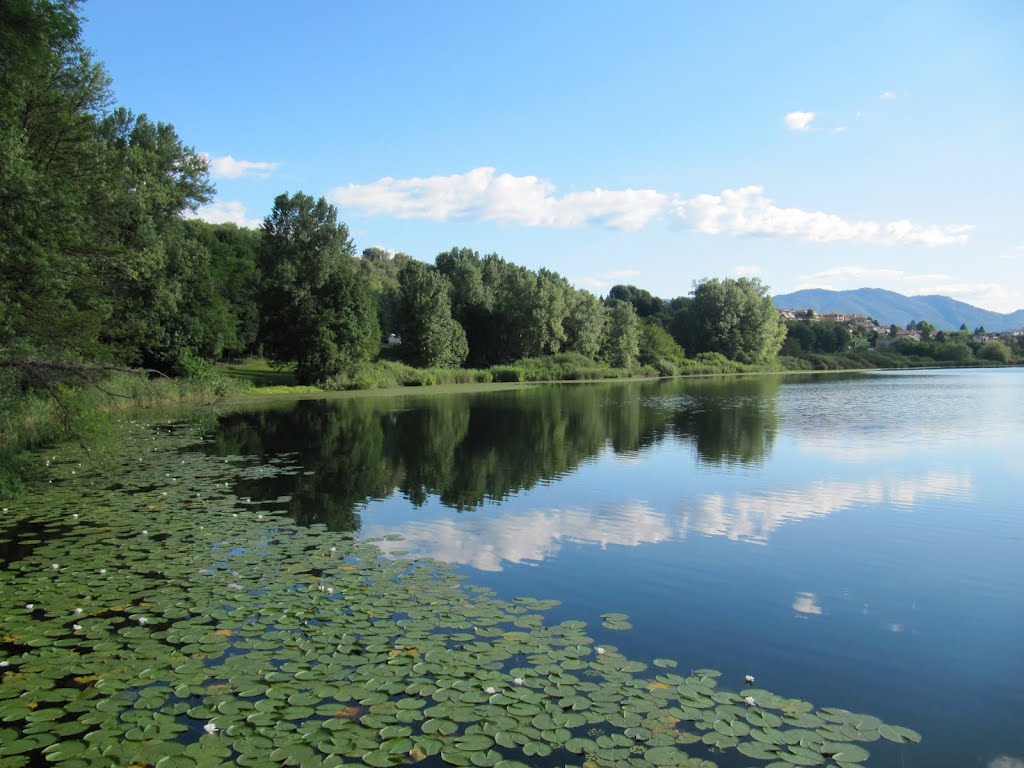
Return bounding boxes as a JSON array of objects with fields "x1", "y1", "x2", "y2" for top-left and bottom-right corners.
[{"x1": 82, "y1": 1, "x2": 1024, "y2": 311}]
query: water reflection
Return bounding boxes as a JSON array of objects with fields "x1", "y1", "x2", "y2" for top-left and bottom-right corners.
[
  {"x1": 203, "y1": 377, "x2": 782, "y2": 530},
  {"x1": 682, "y1": 472, "x2": 973, "y2": 544},
  {"x1": 366, "y1": 472, "x2": 972, "y2": 570},
  {"x1": 793, "y1": 592, "x2": 823, "y2": 616},
  {"x1": 373, "y1": 502, "x2": 672, "y2": 571}
]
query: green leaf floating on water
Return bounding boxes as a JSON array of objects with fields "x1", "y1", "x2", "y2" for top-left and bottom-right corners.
[{"x1": 0, "y1": 419, "x2": 922, "y2": 767}]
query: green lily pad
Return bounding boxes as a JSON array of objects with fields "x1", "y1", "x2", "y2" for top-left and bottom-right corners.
[{"x1": 644, "y1": 745, "x2": 688, "y2": 765}]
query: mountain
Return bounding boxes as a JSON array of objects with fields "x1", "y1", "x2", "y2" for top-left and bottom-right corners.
[{"x1": 771, "y1": 288, "x2": 1024, "y2": 332}]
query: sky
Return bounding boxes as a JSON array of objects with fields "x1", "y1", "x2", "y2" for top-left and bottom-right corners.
[{"x1": 81, "y1": 1, "x2": 1024, "y2": 312}]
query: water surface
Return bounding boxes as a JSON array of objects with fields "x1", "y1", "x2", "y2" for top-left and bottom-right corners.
[{"x1": 209, "y1": 369, "x2": 1024, "y2": 767}]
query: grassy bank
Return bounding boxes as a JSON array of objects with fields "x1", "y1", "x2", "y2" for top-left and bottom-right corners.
[
  {"x1": 0, "y1": 371, "x2": 249, "y2": 497},
  {"x1": 219, "y1": 352, "x2": 761, "y2": 394}
]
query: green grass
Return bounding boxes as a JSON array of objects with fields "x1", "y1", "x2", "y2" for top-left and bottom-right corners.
[{"x1": 218, "y1": 360, "x2": 298, "y2": 387}]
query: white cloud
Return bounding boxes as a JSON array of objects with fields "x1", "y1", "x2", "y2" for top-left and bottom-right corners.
[
  {"x1": 880, "y1": 90, "x2": 897, "y2": 100},
  {"x1": 205, "y1": 154, "x2": 279, "y2": 179},
  {"x1": 834, "y1": 125, "x2": 848, "y2": 134},
  {"x1": 189, "y1": 200, "x2": 263, "y2": 229},
  {"x1": 329, "y1": 168, "x2": 973, "y2": 249},
  {"x1": 672, "y1": 186, "x2": 973, "y2": 246},
  {"x1": 330, "y1": 167, "x2": 667, "y2": 231},
  {"x1": 578, "y1": 269, "x2": 642, "y2": 290},
  {"x1": 998, "y1": 245, "x2": 1024, "y2": 261},
  {"x1": 732, "y1": 265, "x2": 763, "y2": 277},
  {"x1": 784, "y1": 111, "x2": 816, "y2": 131}
]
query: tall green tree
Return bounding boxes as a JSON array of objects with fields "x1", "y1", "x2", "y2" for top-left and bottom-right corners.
[
  {"x1": 260, "y1": 192, "x2": 379, "y2": 384},
  {"x1": 563, "y1": 290, "x2": 606, "y2": 358},
  {"x1": 688, "y1": 278, "x2": 786, "y2": 364},
  {"x1": 435, "y1": 247, "x2": 494, "y2": 366},
  {"x1": 1, "y1": 0, "x2": 114, "y2": 367},
  {"x1": 97, "y1": 109, "x2": 214, "y2": 370},
  {"x1": 601, "y1": 299, "x2": 641, "y2": 368},
  {"x1": 607, "y1": 284, "x2": 665, "y2": 319},
  {"x1": 396, "y1": 262, "x2": 468, "y2": 369},
  {"x1": 0, "y1": 1, "x2": 213, "y2": 378}
]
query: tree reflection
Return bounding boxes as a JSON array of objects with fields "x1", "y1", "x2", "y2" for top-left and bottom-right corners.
[{"x1": 201, "y1": 377, "x2": 779, "y2": 530}]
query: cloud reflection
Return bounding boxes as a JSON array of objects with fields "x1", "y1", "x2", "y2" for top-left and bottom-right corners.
[
  {"x1": 682, "y1": 472, "x2": 972, "y2": 544},
  {"x1": 369, "y1": 472, "x2": 972, "y2": 570},
  {"x1": 373, "y1": 502, "x2": 671, "y2": 571},
  {"x1": 793, "y1": 592, "x2": 823, "y2": 615}
]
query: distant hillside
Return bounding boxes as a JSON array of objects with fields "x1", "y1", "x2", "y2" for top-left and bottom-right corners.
[{"x1": 771, "y1": 288, "x2": 1024, "y2": 332}]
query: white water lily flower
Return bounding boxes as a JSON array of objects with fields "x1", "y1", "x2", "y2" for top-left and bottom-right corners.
[
  {"x1": 72, "y1": 624, "x2": 83, "y2": 631},
  {"x1": 204, "y1": 722, "x2": 218, "y2": 734},
  {"x1": 98, "y1": 569, "x2": 106, "y2": 575},
  {"x1": 512, "y1": 677, "x2": 524, "y2": 686},
  {"x1": 0, "y1": 660, "x2": 10, "y2": 667},
  {"x1": 484, "y1": 686, "x2": 497, "y2": 694},
  {"x1": 71, "y1": 513, "x2": 78, "y2": 519},
  {"x1": 326, "y1": 587, "x2": 334, "y2": 594},
  {"x1": 595, "y1": 647, "x2": 606, "y2": 655},
  {"x1": 73, "y1": 608, "x2": 83, "y2": 615},
  {"x1": 138, "y1": 617, "x2": 148, "y2": 625},
  {"x1": 141, "y1": 530, "x2": 148, "y2": 535},
  {"x1": 744, "y1": 674, "x2": 755, "y2": 685},
  {"x1": 25, "y1": 603, "x2": 34, "y2": 610},
  {"x1": 51, "y1": 563, "x2": 59, "y2": 570},
  {"x1": 743, "y1": 695, "x2": 757, "y2": 707}
]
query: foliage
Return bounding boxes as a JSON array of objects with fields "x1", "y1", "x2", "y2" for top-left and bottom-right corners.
[
  {"x1": 978, "y1": 340, "x2": 1011, "y2": 363},
  {"x1": 259, "y1": 192, "x2": 379, "y2": 384},
  {"x1": 601, "y1": 299, "x2": 642, "y2": 368},
  {"x1": 396, "y1": 262, "x2": 468, "y2": 369},
  {"x1": 687, "y1": 278, "x2": 787, "y2": 364},
  {"x1": 563, "y1": 290, "x2": 606, "y2": 358},
  {"x1": 607, "y1": 284, "x2": 666, "y2": 318},
  {"x1": 638, "y1": 317, "x2": 687, "y2": 374},
  {"x1": 781, "y1": 320, "x2": 851, "y2": 355}
]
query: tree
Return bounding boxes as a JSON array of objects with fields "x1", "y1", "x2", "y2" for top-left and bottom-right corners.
[
  {"x1": 435, "y1": 247, "x2": 494, "y2": 366},
  {"x1": 600, "y1": 300, "x2": 641, "y2": 368},
  {"x1": 688, "y1": 278, "x2": 786, "y2": 364},
  {"x1": 260, "y1": 192, "x2": 378, "y2": 384},
  {"x1": 1, "y1": 1, "x2": 214, "y2": 379},
  {"x1": 396, "y1": 262, "x2": 468, "y2": 369},
  {"x1": 977, "y1": 340, "x2": 1011, "y2": 363},
  {"x1": 563, "y1": 291, "x2": 605, "y2": 358},
  {"x1": 607, "y1": 284, "x2": 665, "y2": 319},
  {"x1": 638, "y1": 317, "x2": 686, "y2": 373}
]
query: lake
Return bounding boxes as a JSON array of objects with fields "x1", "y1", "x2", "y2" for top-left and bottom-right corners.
[{"x1": 1, "y1": 369, "x2": 1021, "y2": 767}]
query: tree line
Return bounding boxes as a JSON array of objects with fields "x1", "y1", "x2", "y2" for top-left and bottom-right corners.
[{"x1": 1, "y1": 0, "x2": 792, "y2": 397}]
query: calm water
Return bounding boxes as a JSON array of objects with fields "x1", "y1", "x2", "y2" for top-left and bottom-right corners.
[{"x1": 204, "y1": 369, "x2": 1023, "y2": 768}]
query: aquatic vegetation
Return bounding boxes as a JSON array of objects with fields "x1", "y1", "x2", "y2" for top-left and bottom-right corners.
[{"x1": 0, "y1": 419, "x2": 922, "y2": 766}]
